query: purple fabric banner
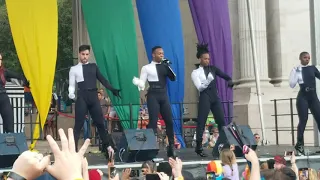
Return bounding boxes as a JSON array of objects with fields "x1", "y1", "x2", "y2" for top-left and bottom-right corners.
[{"x1": 188, "y1": 0, "x2": 234, "y2": 124}]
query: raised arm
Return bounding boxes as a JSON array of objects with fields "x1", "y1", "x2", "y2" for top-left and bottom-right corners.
[
  {"x1": 166, "y1": 66, "x2": 176, "y2": 81},
  {"x1": 214, "y1": 66, "x2": 232, "y2": 81},
  {"x1": 95, "y1": 64, "x2": 116, "y2": 91},
  {"x1": 289, "y1": 67, "x2": 298, "y2": 88},
  {"x1": 133, "y1": 66, "x2": 148, "y2": 91},
  {"x1": 191, "y1": 70, "x2": 213, "y2": 92},
  {"x1": 68, "y1": 67, "x2": 76, "y2": 98}
]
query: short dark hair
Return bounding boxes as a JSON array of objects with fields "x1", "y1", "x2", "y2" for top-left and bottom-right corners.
[
  {"x1": 299, "y1": 51, "x2": 309, "y2": 59},
  {"x1": 152, "y1": 46, "x2": 162, "y2": 53},
  {"x1": 79, "y1": 45, "x2": 91, "y2": 53}
]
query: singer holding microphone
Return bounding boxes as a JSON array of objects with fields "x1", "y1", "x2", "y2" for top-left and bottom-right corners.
[
  {"x1": 191, "y1": 43, "x2": 234, "y2": 157},
  {"x1": 289, "y1": 51, "x2": 320, "y2": 155},
  {"x1": 133, "y1": 46, "x2": 176, "y2": 158}
]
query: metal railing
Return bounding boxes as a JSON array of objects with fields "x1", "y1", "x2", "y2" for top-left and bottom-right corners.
[
  {"x1": 271, "y1": 98, "x2": 312, "y2": 145},
  {"x1": 1, "y1": 97, "x2": 235, "y2": 147}
]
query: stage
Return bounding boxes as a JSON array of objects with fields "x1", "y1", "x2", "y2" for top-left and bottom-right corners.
[{"x1": 1, "y1": 145, "x2": 320, "y2": 179}]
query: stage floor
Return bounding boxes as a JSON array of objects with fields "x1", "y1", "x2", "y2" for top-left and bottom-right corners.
[{"x1": 86, "y1": 145, "x2": 320, "y2": 166}]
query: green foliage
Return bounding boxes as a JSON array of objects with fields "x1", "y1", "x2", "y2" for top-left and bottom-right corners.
[
  {"x1": 0, "y1": 4, "x2": 21, "y2": 73},
  {"x1": 0, "y1": 0, "x2": 73, "y2": 98},
  {"x1": 56, "y1": 0, "x2": 73, "y2": 82}
]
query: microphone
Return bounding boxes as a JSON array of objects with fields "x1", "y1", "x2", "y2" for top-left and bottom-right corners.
[{"x1": 162, "y1": 58, "x2": 172, "y2": 64}]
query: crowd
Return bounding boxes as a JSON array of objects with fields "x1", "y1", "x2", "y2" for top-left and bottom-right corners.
[{"x1": 1, "y1": 127, "x2": 317, "y2": 180}]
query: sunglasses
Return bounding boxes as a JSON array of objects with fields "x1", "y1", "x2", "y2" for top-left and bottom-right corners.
[{"x1": 255, "y1": 136, "x2": 260, "y2": 139}]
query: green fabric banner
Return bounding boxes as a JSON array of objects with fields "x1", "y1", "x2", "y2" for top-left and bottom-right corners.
[{"x1": 81, "y1": 0, "x2": 140, "y2": 129}]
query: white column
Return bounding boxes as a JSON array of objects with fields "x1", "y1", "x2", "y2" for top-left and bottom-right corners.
[
  {"x1": 310, "y1": 0, "x2": 320, "y2": 146},
  {"x1": 72, "y1": 0, "x2": 93, "y2": 64},
  {"x1": 238, "y1": 0, "x2": 270, "y2": 87},
  {"x1": 265, "y1": 0, "x2": 284, "y2": 86}
]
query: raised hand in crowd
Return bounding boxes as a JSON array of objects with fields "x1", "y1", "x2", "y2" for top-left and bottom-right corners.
[
  {"x1": 121, "y1": 168, "x2": 131, "y2": 180},
  {"x1": 45, "y1": 129, "x2": 90, "y2": 180},
  {"x1": 169, "y1": 157, "x2": 183, "y2": 178},
  {"x1": 8, "y1": 151, "x2": 50, "y2": 180},
  {"x1": 7, "y1": 128, "x2": 90, "y2": 180},
  {"x1": 244, "y1": 148, "x2": 260, "y2": 180},
  {"x1": 82, "y1": 158, "x2": 89, "y2": 180},
  {"x1": 157, "y1": 172, "x2": 170, "y2": 180}
]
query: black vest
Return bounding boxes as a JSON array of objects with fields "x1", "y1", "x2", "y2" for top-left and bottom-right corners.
[{"x1": 299, "y1": 66, "x2": 317, "y2": 90}]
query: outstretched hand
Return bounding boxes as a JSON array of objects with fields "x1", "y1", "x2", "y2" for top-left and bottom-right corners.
[
  {"x1": 227, "y1": 80, "x2": 234, "y2": 88},
  {"x1": 112, "y1": 89, "x2": 121, "y2": 99}
]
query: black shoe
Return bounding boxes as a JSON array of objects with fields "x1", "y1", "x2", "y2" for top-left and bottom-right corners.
[
  {"x1": 195, "y1": 141, "x2": 207, "y2": 157},
  {"x1": 167, "y1": 145, "x2": 176, "y2": 158},
  {"x1": 295, "y1": 142, "x2": 305, "y2": 156}
]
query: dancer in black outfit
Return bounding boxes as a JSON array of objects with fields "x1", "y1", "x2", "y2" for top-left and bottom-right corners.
[
  {"x1": 68, "y1": 45, "x2": 121, "y2": 157},
  {"x1": 289, "y1": 51, "x2": 320, "y2": 155},
  {"x1": 0, "y1": 53, "x2": 29, "y2": 133},
  {"x1": 191, "y1": 44, "x2": 234, "y2": 157},
  {"x1": 132, "y1": 46, "x2": 176, "y2": 158}
]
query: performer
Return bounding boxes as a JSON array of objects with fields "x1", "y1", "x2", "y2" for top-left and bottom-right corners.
[
  {"x1": 191, "y1": 43, "x2": 234, "y2": 157},
  {"x1": 0, "y1": 53, "x2": 29, "y2": 133},
  {"x1": 68, "y1": 45, "x2": 121, "y2": 157},
  {"x1": 132, "y1": 46, "x2": 176, "y2": 158},
  {"x1": 289, "y1": 51, "x2": 320, "y2": 155}
]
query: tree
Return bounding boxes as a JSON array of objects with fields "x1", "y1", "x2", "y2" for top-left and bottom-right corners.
[
  {"x1": 0, "y1": 1, "x2": 73, "y2": 99},
  {"x1": 55, "y1": 0, "x2": 73, "y2": 99},
  {"x1": 0, "y1": 3, "x2": 22, "y2": 73}
]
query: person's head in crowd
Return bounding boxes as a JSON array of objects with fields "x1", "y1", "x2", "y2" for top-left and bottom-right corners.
[
  {"x1": 88, "y1": 169, "x2": 103, "y2": 180},
  {"x1": 99, "y1": 88, "x2": 104, "y2": 96},
  {"x1": 220, "y1": 149, "x2": 236, "y2": 167},
  {"x1": 157, "y1": 162, "x2": 172, "y2": 177},
  {"x1": 261, "y1": 167, "x2": 296, "y2": 180},
  {"x1": 308, "y1": 168, "x2": 318, "y2": 180},
  {"x1": 254, "y1": 133, "x2": 260, "y2": 144},
  {"x1": 97, "y1": 91, "x2": 103, "y2": 100},
  {"x1": 260, "y1": 162, "x2": 269, "y2": 170},
  {"x1": 212, "y1": 127, "x2": 219, "y2": 137},
  {"x1": 267, "y1": 159, "x2": 275, "y2": 169},
  {"x1": 206, "y1": 160, "x2": 223, "y2": 179},
  {"x1": 273, "y1": 155, "x2": 286, "y2": 170},
  {"x1": 141, "y1": 160, "x2": 156, "y2": 175}
]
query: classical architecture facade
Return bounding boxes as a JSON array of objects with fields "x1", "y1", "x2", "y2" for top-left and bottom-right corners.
[{"x1": 72, "y1": 0, "x2": 320, "y2": 145}]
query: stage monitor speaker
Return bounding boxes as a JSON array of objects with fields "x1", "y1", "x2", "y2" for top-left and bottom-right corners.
[
  {"x1": 212, "y1": 123, "x2": 257, "y2": 157},
  {"x1": 115, "y1": 129, "x2": 159, "y2": 162},
  {"x1": 0, "y1": 133, "x2": 28, "y2": 168}
]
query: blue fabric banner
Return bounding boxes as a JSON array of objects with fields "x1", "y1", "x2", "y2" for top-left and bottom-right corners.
[{"x1": 136, "y1": 0, "x2": 186, "y2": 147}]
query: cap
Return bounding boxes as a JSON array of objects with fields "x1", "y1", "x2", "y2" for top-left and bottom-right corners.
[{"x1": 274, "y1": 155, "x2": 286, "y2": 165}]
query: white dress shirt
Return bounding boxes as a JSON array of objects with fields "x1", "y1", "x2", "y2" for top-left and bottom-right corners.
[
  {"x1": 133, "y1": 61, "x2": 161, "y2": 91},
  {"x1": 68, "y1": 62, "x2": 89, "y2": 95},
  {"x1": 191, "y1": 66, "x2": 214, "y2": 92},
  {"x1": 289, "y1": 65, "x2": 308, "y2": 88}
]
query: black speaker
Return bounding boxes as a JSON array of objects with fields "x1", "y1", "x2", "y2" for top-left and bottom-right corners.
[
  {"x1": 0, "y1": 133, "x2": 28, "y2": 168},
  {"x1": 212, "y1": 123, "x2": 257, "y2": 157},
  {"x1": 115, "y1": 129, "x2": 159, "y2": 162}
]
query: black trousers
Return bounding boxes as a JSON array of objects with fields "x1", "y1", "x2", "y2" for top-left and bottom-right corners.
[
  {"x1": 0, "y1": 93, "x2": 14, "y2": 133},
  {"x1": 73, "y1": 90, "x2": 114, "y2": 151},
  {"x1": 196, "y1": 92, "x2": 225, "y2": 142},
  {"x1": 296, "y1": 91, "x2": 320, "y2": 144},
  {"x1": 146, "y1": 90, "x2": 174, "y2": 145}
]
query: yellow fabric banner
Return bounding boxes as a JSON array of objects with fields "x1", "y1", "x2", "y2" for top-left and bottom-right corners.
[{"x1": 6, "y1": 0, "x2": 58, "y2": 150}]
